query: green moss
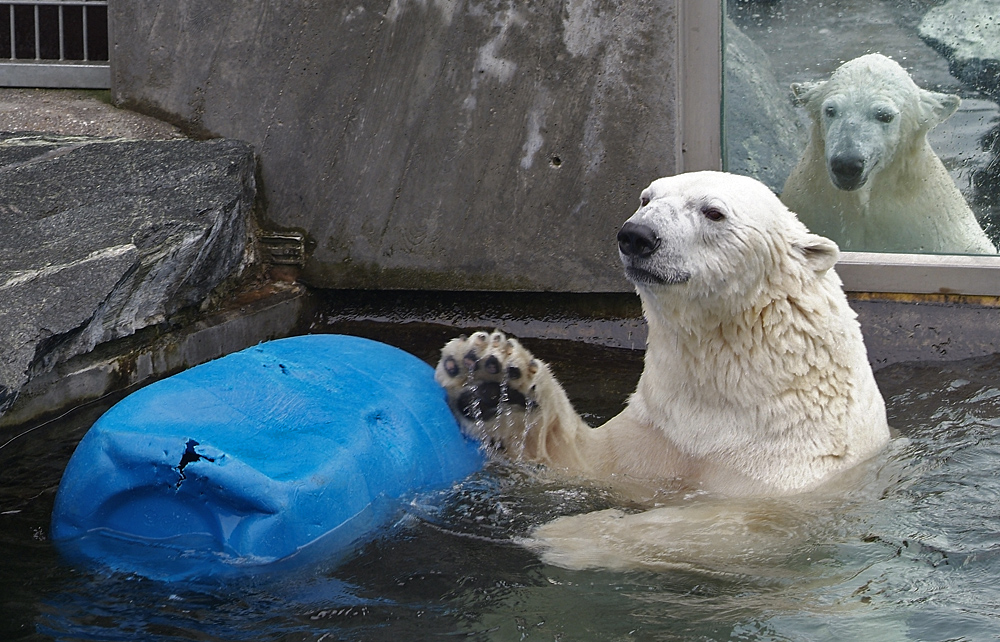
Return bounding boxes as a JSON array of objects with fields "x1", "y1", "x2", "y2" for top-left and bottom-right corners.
[{"x1": 77, "y1": 89, "x2": 113, "y2": 105}]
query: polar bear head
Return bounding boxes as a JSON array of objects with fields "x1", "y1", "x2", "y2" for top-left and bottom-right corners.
[
  {"x1": 617, "y1": 171, "x2": 839, "y2": 317},
  {"x1": 791, "y1": 53, "x2": 960, "y2": 191}
]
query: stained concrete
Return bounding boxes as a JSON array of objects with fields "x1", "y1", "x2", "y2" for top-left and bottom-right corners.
[{"x1": 110, "y1": 0, "x2": 681, "y2": 292}]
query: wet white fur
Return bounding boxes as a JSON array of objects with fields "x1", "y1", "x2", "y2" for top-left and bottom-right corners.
[
  {"x1": 437, "y1": 171, "x2": 891, "y2": 570},
  {"x1": 782, "y1": 53, "x2": 995, "y2": 254}
]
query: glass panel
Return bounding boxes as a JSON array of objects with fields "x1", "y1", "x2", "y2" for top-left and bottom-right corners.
[{"x1": 723, "y1": 0, "x2": 1000, "y2": 255}]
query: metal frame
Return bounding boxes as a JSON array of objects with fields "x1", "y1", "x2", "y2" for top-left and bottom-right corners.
[
  {"x1": 837, "y1": 252, "x2": 1000, "y2": 296},
  {"x1": 0, "y1": 0, "x2": 109, "y2": 88},
  {"x1": 678, "y1": 0, "x2": 1000, "y2": 297},
  {"x1": 677, "y1": 0, "x2": 723, "y2": 174}
]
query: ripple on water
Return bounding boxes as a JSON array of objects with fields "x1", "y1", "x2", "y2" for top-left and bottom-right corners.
[{"x1": 6, "y1": 345, "x2": 1000, "y2": 640}]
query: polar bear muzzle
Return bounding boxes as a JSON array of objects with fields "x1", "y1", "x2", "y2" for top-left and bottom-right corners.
[
  {"x1": 828, "y1": 150, "x2": 871, "y2": 191},
  {"x1": 617, "y1": 221, "x2": 691, "y2": 286}
]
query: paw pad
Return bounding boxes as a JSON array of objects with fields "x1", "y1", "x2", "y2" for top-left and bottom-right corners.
[
  {"x1": 484, "y1": 355, "x2": 502, "y2": 374},
  {"x1": 456, "y1": 381, "x2": 531, "y2": 421},
  {"x1": 443, "y1": 356, "x2": 460, "y2": 378},
  {"x1": 436, "y1": 330, "x2": 540, "y2": 423}
]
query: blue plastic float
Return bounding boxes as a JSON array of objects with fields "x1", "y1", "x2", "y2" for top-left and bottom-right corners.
[{"x1": 51, "y1": 334, "x2": 484, "y2": 581}]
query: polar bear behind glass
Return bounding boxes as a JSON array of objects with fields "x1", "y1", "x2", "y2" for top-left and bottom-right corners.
[
  {"x1": 781, "y1": 53, "x2": 996, "y2": 254},
  {"x1": 436, "y1": 171, "x2": 890, "y2": 503}
]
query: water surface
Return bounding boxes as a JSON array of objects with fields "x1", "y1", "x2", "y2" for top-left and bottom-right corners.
[{"x1": 3, "y1": 321, "x2": 1000, "y2": 641}]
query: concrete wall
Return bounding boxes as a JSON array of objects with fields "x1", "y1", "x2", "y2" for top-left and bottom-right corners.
[{"x1": 109, "y1": 0, "x2": 681, "y2": 292}]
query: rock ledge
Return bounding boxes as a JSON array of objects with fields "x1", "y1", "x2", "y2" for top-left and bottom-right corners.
[{"x1": 0, "y1": 133, "x2": 255, "y2": 415}]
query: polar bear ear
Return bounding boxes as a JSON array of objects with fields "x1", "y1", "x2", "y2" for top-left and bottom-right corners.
[
  {"x1": 793, "y1": 233, "x2": 840, "y2": 274},
  {"x1": 790, "y1": 81, "x2": 823, "y2": 107},
  {"x1": 919, "y1": 89, "x2": 960, "y2": 126}
]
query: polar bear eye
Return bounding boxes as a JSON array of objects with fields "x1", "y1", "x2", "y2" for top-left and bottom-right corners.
[
  {"x1": 824, "y1": 105, "x2": 838, "y2": 118},
  {"x1": 640, "y1": 196, "x2": 650, "y2": 207},
  {"x1": 875, "y1": 109, "x2": 896, "y2": 124},
  {"x1": 702, "y1": 206, "x2": 726, "y2": 222}
]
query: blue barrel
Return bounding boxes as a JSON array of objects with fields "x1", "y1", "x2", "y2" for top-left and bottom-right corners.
[{"x1": 51, "y1": 334, "x2": 484, "y2": 581}]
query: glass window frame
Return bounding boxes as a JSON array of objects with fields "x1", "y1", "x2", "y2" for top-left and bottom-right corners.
[{"x1": 681, "y1": 0, "x2": 1000, "y2": 296}]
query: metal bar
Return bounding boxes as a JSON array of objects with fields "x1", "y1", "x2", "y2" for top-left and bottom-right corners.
[
  {"x1": 33, "y1": 4, "x2": 39, "y2": 60},
  {"x1": 1, "y1": 1, "x2": 106, "y2": 6},
  {"x1": 0, "y1": 61, "x2": 109, "y2": 88},
  {"x1": 58, "y1": 4, "x2": 63, "y2": 60},
  {"x1": 9, "y1": 6, "x2": 15, "y2": 59},
  {"x1": 81, "y1": 3, "x2": 87, "y2": 61}
]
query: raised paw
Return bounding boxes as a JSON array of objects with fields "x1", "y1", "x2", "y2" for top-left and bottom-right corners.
[
  {"x1": 436, "y1": 331, "x2": 590, "y2": 468},
  {"x1": 436, "y1": 330, "x2": 540, "y2": 421}
]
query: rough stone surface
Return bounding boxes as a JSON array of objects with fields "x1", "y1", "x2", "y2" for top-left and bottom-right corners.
[
  {"x1": 0, "y1": 133, "x2": 255, "y2": 415},
  {"x1": 0, "y1": 88, "x2": 185, "y2": 140},
  {"x1": 919, "y1": 0, "x2": 1000, "y2": 100},
  {"x1": 110, "y1": 0, "x2": 680, "y2": 292},
  {"x1": 724, "y1": 19, "x2": 807, "y2": 194},
  {"x1": 0, "y1": 283, "x2": 304, "y2": 434}
]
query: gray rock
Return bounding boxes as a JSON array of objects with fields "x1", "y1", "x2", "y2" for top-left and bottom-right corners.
[
  {"x1": 919, "y1": 0, "x2": 1000, "y2": 100},
  {"x1": 724, "y1": 19, "x2": 807, "y2": 193},
  {"x1": 0, "y1": 134, "x2": 255, "y2": 415}
]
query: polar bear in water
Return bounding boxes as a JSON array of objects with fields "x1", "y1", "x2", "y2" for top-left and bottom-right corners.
[
  {"x1": 781, "y1": 53, "x2": 995, "y2": 254},
  {"x1": 435, "y1": 171, "x2": 891, "y2": 571}
]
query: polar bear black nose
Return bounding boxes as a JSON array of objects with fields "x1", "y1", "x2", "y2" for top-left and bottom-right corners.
[
  {"x1": 830, "y1": 153, "x2": 866, "y2": 189},
  {"x1": 617, "y1": 222, "x2": 660, "y2": 258}
]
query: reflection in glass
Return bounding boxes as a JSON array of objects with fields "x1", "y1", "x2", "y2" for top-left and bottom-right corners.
[{"x1": 724, "y1": 0, "x2": 1000, "y2": 255}]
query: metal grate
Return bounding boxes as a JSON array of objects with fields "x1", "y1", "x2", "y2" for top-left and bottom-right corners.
[
  {"x1": 0, "y1": 0, "x2": 109, "y2": 88},
  {"x1": 260, "y1": 232, "x2": 307, "y2": 267}
]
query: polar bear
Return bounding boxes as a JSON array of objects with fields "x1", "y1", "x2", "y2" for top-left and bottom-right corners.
[
  {"x1": 435, "y1": 172, "x2": 891, "y2": 569},
  {"x1": 781, "y1": 53, "x2": 996, "y2": 254}
]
